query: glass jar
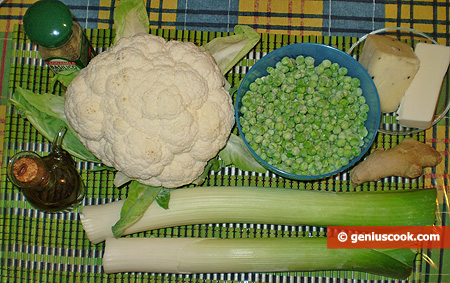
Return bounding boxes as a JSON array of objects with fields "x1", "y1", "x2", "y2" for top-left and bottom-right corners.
[
  {"x1": 7, "y1": 127, "x2": 85, "y2": 212},
  {"x1": 23, "y1": 0, "x2": 96, "y2": 74}
]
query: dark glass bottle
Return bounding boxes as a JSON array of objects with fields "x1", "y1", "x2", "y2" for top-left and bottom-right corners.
[
  {"x1": 23, "y1": 0, "x2": 96, "y2": 74},
  {"x1": 7, "y1": 127, "x2": 85, "y2": 212}
]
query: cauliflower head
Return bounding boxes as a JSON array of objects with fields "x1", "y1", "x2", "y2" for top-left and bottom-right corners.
[{"x1": 65, "y1": 33, "x2": 235, "y2": 188}]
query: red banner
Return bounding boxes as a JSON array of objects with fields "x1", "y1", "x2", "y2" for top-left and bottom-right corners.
[{"x1": 327, "y1": 226, "x2": 450, "y2": 249}]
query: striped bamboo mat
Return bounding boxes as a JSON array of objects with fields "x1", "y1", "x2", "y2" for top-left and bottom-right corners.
[{"x1": 0, "y1": 25, "x2": 448, "y2": 283}]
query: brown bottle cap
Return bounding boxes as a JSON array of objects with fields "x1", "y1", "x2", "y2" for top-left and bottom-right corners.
[{"x1": 12, "y1": 157, "x2": 46, "y2": 187}]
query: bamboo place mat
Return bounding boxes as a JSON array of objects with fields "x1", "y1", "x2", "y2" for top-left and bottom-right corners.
[{"x1": 0, "y1": 25, "x2": 449, "y2": 283}]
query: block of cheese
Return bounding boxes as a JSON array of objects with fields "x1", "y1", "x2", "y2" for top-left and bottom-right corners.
[
  {"x1": 358, "y1": 35, "x2": 420, "y2": 113},
  {"x1": 397, "y1": 42, "x2": 450, "y2": 129}
]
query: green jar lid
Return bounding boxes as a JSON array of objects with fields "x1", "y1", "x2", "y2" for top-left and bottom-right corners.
[{"x1": 23, "y1": 0, "x2": 73, "y2": 48}]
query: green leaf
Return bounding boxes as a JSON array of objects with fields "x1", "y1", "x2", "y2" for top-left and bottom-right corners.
[
  {"x1": 201, "y1": 25, "x2": 260, "y2": 75},
  {"x1": 219, "y1": 133, "x2": 267, "y2": 173},
  {"x1": 155, "y1": 188, "x2": 171, "y2": 209},
  {"x1": 9, "y1": 87, "x2": 100, "y2": 163},
  {"x1": 119, "y1": 181, "x2": 148, "y2": 218},
  {"x1": 227, "y1": 85, "x2": 238, "y2": 97},
  {"x1": 113, "y1": 0, "x2": 149, "y2": 44},
  {"x1": 90, "y1": 165, "x2": 116, "y2": 172},
  {"x1": 50, "y1": 69, "x2": 79, "y2": 89},
  {"x1": 114, "y1": 171, "x2": 132, "y2": 187},
  {"x1": 192, "y1": 157, "x2": 223, "y2": 186},
  {"x1": 112, "y1": 181, "x2": 164, "y2": 238}
]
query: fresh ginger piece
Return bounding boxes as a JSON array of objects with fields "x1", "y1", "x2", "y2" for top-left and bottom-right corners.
[{"x1": 350, "y1": 138, "x2": 442, "y2": 187}]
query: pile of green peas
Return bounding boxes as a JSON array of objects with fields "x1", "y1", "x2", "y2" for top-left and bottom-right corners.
[{"x1": 239, "y1": 55, "x2": 370, "y2": 176}]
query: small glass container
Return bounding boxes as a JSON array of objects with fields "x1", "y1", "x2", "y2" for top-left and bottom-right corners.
[
  {"x1": 7, "y1": 127, "x2": 85, "y2": 212},
  {"x1": 23, "y1": 0, "x2": 96, "y2": 74}
]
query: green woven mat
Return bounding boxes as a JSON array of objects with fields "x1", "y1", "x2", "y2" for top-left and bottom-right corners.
[{"x1": 1, "y1": 24, "x2": 448, "y2": 283}]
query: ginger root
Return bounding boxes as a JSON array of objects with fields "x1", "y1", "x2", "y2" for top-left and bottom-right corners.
[{"x1": 350, "y1": 138, "x2": 442, "y2": 187}]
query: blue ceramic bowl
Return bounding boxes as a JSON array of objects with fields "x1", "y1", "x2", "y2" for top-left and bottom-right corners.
[{"x1": 235, "y1": 43, "x2": 381, "y2": 181}]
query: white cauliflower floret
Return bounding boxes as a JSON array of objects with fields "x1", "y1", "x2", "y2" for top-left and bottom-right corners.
[{"x1": 65, "y1": 33, "x2": 234, "y2": 188}]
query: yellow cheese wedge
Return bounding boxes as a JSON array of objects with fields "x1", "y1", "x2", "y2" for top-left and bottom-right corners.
[
  {"x1": 397, "y1": 42, "x2": 450, "y2": 129},
  {"x1": 358, "y1": 35, "x2": 420, "y2": 113}
]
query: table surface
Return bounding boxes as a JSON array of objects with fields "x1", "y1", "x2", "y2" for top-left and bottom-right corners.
[{"x1": 0, "y1": 1, "x2": 449, "y2": 282}]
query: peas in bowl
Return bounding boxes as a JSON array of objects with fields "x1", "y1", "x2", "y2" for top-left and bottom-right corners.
[{"x1": 235, "y1": 43, "x2": 381, "y2": 181}]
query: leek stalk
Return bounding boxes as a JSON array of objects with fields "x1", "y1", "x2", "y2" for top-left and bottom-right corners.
[
  {"x1": 81, "y1": 186, "x2": 436, "y2": 244},
  {"x1": 102, "y1": 237, "x2": 417, "y2": 279}
]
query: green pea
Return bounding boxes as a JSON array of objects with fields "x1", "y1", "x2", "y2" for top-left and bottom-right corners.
[
  {"x1": 321, "y1": 59, "x2": 332, "y2": 68},
  {"x1": 339, "y1": 67, "x2": 348, "y2": 76},
  {"x1": 305, "y1": 56, "x2": 315, "y2": 66}
]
